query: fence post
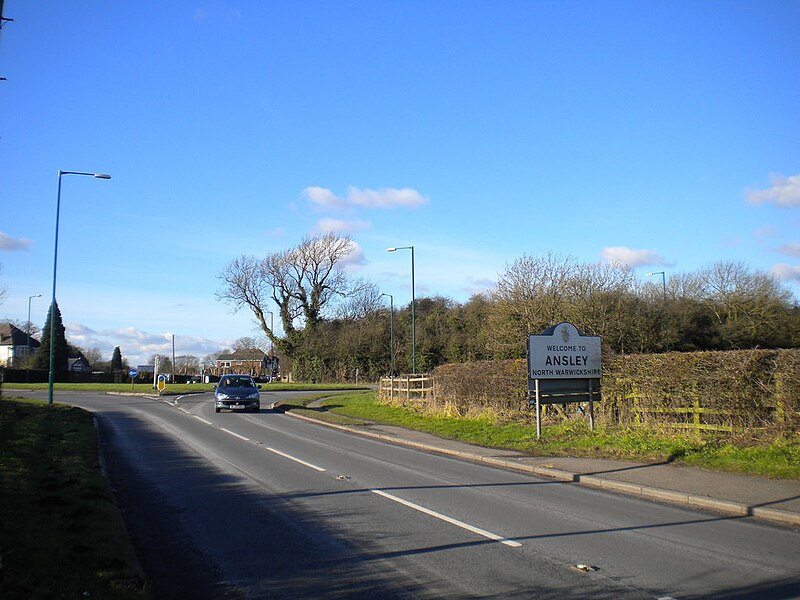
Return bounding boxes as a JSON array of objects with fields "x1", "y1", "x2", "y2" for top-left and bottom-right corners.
[{"x1": 693, "y1": 398, "x2": 701, "y2": 433}]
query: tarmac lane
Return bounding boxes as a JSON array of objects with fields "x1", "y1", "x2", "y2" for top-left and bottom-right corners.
[{"x1": 15, "y1": 390, "x2": 800, "y2": 599}]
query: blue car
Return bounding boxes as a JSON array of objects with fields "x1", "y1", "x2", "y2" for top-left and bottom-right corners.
[{"x1": 214, "y1": 374, "x2": 261, "y2": 413}]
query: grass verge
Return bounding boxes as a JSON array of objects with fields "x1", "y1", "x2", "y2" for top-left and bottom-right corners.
[
  {"x1": 0, "y1": 397, "x2": 150, "y2": 599},
  {"x1": 297, "y1": 391, "x2": 800, "y2": 479}
]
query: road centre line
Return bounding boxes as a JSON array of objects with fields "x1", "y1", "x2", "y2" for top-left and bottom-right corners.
[
  {"x1": 220, "y1": 428, "x2": 250, "y2": 442},
  {"x1": 371, "y1": 489, "x2": 522, "y2": 548},
  {"x1": 193, "y1": 415, "x2": 212, "y2": 425},
  {"x1": 265, "y1": 447, "x2": 326, "y2": 472}
]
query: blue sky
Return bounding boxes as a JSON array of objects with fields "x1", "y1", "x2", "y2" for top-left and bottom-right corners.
[{"x1": 1, "y1": 1, "x2": 799, "y2": 366}]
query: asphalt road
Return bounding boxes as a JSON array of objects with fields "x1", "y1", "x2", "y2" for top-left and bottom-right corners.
[{"x1": 17, "y1": 390, "x2": 800, "y2": 599}]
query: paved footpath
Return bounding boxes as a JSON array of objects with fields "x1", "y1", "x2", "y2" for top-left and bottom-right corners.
[{"x1": 288, "y1": 407, "x2": 800, "y2": 528}]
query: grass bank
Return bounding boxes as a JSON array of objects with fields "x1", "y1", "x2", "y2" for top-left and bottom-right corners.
[
  {"x1": 288, "y1": 391, "x2": 800, "y2": 480},
  {"x1": 0, "y1": 397, "x2": 150, "y2": 599}
]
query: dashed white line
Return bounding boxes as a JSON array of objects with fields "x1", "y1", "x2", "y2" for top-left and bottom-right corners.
[
  {"x1": 371, "y1": 489, "x2": 522, "y2": 547},
  {"x1": 266, "y1": 447, "x2": 326, "y2": 472},
  {"x1": 220, "y1": 428, "x2": 250, "y2": 441},
  {"x1": 193, "y1": 415, "x2": 212, "y2": 425}
]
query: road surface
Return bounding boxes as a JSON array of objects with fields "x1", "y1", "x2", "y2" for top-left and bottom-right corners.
[{"x1": 15, "y1": 390, "x2": 800, "y2": 599}]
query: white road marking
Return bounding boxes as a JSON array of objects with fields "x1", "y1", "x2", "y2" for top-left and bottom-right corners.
[
  {"x1": 265, "y1": 447, "x2": 326, "y2": 472},
  {"x1": 194, "y1": 415, "x2": 212, "y2": 425},
  {"x1": 371, "y1": 489, "x2": 522, "y2": 548},
  {"x1": 220, "y1": 428, "x2": 250, "y2": 441}
]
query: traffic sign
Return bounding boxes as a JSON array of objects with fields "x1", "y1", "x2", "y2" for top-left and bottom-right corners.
[
  {"x1": 129, "y1": 368, "x2": 138, "y2": 379},
  {"x1": 157, "y1": 374, "x2": 166, "y2": 391}
]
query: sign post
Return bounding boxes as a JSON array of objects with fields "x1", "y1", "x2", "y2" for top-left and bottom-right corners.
[{"x1": 527, "y1": 322, "x2": 602, "y2": 439}]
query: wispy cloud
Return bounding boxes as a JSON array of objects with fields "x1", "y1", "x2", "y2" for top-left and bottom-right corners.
[
  {"x1": 314, "y1": 218, "x2": 370, "y2": 234},
  {"x1": 0, "y1": 232, "x2": 32, "y2": 251},
  {"x1": 600, "y1": 246, "x2": 669, "y2": 268},
  {"x1": 746, "y1": 174, "x2": 800, "y2": 208},
  {"x1": 303, "y1": 186, "x2": 429, "y2": 212},
  {"x1": 771, "y1": 263, "x2": 800, "y2": 283},
  {"x1": 777, "y1": 242, "x2": 800, "y2": 258}
]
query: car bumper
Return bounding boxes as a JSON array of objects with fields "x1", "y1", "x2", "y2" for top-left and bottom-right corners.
[{"x1": 216, "y1": 400, "x2": 260, "y2": 411}]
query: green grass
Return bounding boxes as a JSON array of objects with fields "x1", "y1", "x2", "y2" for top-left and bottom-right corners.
[
  {"x1": 298, "y1": 391, "x2": 800, "y2": 479},
  {"x1": 0, "y1": 397, "x2": 150, "y2": 599}
]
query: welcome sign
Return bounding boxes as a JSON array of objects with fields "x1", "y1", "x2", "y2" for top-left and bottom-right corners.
[{"x1": 527, "y1": 322, "x2": 602, "y2": 379}]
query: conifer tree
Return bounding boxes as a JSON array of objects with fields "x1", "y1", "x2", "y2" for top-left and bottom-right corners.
[
  {"x1": 33, "y1": 301, "x2": 69, "y2": 380},
  {"x1": 111, "y1": 346, "x2": 123, "y2": 371}
]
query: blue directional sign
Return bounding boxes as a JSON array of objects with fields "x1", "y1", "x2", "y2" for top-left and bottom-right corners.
[{"x1": 129, "y1": 368, "x2": 138, "y2": 378}]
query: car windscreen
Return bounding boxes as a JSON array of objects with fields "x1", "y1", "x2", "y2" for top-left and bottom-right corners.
[{"x1": 220, "y1": 377, "x2": 255, "y2": 388}]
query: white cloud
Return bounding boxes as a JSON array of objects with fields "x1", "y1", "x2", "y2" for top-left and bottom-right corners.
[
  {"x1": 314, "y1": 218, "x2": 370, "y2": 234},
  {"x1": 303, "y1": 186, "x2": 344, "y2": 210},
  {"x1": 346, "y1": 186, "x2": 429, "y2": 209},
  {"x1": 0, "y1": 232, "x2": 32, "y2": 251},
  {"x1": 64, "y1": 322, "x2": 228, "y2": 367},
  {"x1": 600, "y1": 246, "x2": 669, "y2": 268},
  {"x1": 340, "y1": 241, "x2": 366, "y2": 269},
  {"x1": 746, "y1": 174, "x2": 800, "y2": 207},
  {"x1": 777, "y1": 242, "x2": 800, "y2": 258},
  {"x1": 771, "y1": 263, "x2": 800, "y2": 283},
  {"x1": 302, "y1": 186, "x2": 429, "y2": 212}
]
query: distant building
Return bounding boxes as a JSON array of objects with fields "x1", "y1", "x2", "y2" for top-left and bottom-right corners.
[
  {"x1": 0, "y1": 322, "x2": 40, "y2": 368},
  {"x1": 213, "y1": 348, "x2": 278, "y2": 378}
]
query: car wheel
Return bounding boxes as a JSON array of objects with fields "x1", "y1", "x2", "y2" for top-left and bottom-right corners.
[{"x1": 215, "y1": 407, "x2": 220, "y2": 413}]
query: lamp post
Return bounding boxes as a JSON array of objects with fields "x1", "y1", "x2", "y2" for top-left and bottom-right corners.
[
  {"x1": 26, "y1": 293, "x2": 41, "y2": 381},
  {"x1": 381, "y1": 293, "x2": 394, "y2": 376},
  {"x1": 646, "y1": 271, "x2": 668, "y2": 351},
  {"x1": 48, "y1": 170, "x2": 111, "y2": 404},
  {"x1": 387, "y1": 246, "x2": 415, "y2": 374},
  {"x1": 646, "y1": 271, "x2": 667, "y2": 303},
  {"x1": 267, "y1": 311, "x2": 275, "y2": 380}
]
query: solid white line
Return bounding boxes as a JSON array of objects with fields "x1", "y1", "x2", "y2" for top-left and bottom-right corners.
[
  {"x1": 371, "y1": 489, "x2": 522, "y2": 548},
  {"x1": 265, "y1": 447, "x2": 326, "y2": 472},
  {"x1": 194, "y1": 415, "x2": 212, "y2": 425},
  {"x1": 220, "y1": 428, "x2": 250, "y2": 441}
]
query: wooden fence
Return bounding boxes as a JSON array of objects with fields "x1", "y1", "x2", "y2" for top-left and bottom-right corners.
[{"x1": 378, "y1": 374, "x2": 434, "y2": 404}]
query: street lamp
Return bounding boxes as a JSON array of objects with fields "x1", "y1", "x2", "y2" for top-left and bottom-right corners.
[
  {"x1": 646, "y1": 271, "x2": 668, "y2": 351},
  {"x1": 48, "y1": 170, "x2": 111, "y2": 404},
  {"x1": 387, "y1": 246, "x2": 415, "y2": 374},
  {"x1": 267, "y1": 311, "x2": 275, "y2": 380},
  {"x1": 27, "y1": 293, "x2": 41, "y2": 381},
  {"x1": 381, "y1": 293, "x2": 394, "y2": 376},
  {"x1": 646, "y1": 271, "x2": 667, "y2": 303}
]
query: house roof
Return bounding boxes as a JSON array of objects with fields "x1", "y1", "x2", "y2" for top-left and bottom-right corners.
[
  {"x1": 0, "y1": 322, "x2": 40, "y2": 348},
  {"x1": 216, "y1": 348, "x2": 268, "y2": 361}
]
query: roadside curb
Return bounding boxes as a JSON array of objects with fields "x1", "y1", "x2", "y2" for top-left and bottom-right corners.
[{"x1": 284, "y1": 410, "x2": 800, "y2": 528}]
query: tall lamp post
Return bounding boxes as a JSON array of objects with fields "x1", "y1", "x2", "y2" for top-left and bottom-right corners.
[
  {"x1": 267, "y1": 310, "x2": 275, "y2": 380},
  {"x1": 381, "y1": 293, "x2": 394, "y2": 376},
  {"x1": 26, "y1": 293, "x2": 41, "y2": 381},
  {"x1": 387, "y1": 246, "x2": 415, "y2": 374},
  {"x1": 49, "y1": 170, "x2": 111, "y2": 404},
  {"x1": 646, "y1": 271, "x2": 668, "y2": 351}
]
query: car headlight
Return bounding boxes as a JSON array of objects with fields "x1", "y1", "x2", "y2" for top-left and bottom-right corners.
[
  {"x1": 216, "y1": 393, "x2": 229, "y2": 400},
  {"x1": 246, "y1": 392, "x2": 259, "y2": 400}
]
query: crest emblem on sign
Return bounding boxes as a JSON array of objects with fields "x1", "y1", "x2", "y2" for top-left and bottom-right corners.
[{"x1": 561, "y1": 325, "x2": 571, "y2": 344}]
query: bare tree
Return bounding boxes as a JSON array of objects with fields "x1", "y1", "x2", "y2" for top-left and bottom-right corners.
[
  {"x1": 0, "y1": 263, "x2": 7, "y2": 307},
  {"x1": 175, "y1": 355, "x2": 200, "y2": 374},
  {"x1": 334, "y1": 279, "x2": 383, "y2": 321},
  {"x1": 217, "y1": 233, "x2": 366, "y2": 359},
  {"x1": 233, "y1": 336, "x2": 261, "y2": 350}
]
